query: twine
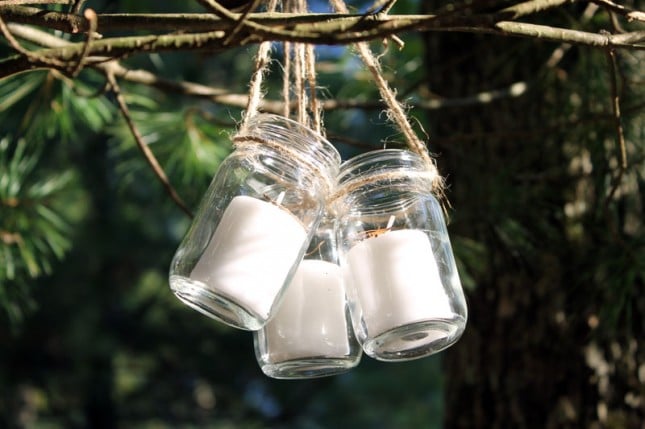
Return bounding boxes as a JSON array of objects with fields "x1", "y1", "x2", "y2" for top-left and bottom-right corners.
[
  {"x1": 306, "y1": 43, "x2": 322, "y2": 134},
  {"x1": 240, "y1": 0, "x2": 323, "y2": 136},
  {"x1": 279, "y1": 0, "x2": 323, "y2": 133},
  {"x1": 328, "y1": 169, "x2": 437, "y2": 206},
  {"x1": 330, "y1": 0, "x2": 443, "y2": 194},
  {"x1": 232, "y1": 134, "x2": 335, "y2": 192},
  {"x1": 234, "y1": 0, "x2": 334, "y2": 197},
  {"x1": 239, "y1": 0, "x2": 279, "y2": 133},
  {"x1": 283, "y1": 40, "x2": 291, "y2": 118}
]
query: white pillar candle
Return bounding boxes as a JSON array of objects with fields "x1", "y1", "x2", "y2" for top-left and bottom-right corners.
[
  {"x1": 262, "y1": 260, "x2": 350, "y2": 362},
  {"x1": 190, "y1": 195, "x2": 307, "y2": 321},
  {"x1": 346, "y1": 229, "x2": 452, "y2": 338}
]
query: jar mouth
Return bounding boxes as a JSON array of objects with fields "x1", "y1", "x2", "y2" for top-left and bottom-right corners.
[
  {"x1": 240, "y1": 113, "x2": 341, "y2": 175},
  {"x1": 335, "y1": 149, "x2": 438, "y2": 198},
  {"x1": 337, "y1": 149, "x2": 427, "y2": 186}
]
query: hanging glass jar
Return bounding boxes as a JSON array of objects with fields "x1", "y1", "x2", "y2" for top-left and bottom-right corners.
[
  {"x1": 169, "y1": 114, "x2": 341, "y2": 331},
  {"x1": 335, "y1": 149, "x2": 467, "y2": 361},
  {"x1": 254, "y1": 215, "x2": 362, "y2": 379}
]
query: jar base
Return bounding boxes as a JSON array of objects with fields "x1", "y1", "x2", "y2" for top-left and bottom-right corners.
[
  {"x1": 170, "y1": 275, "x2": 265, "y2": 331},
  {"x1": 363, "y1": 316, "x2": 466, "y2": 362},
  {"x1": 260, "y1": 356, "x2": 359, "y2": 379}
]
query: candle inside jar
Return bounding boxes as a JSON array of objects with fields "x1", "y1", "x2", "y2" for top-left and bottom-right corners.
[
  {"x1": 190, "y1": 195, "x2": 307, "y2": 324},
  {"x1": 262, "y1": 259, "x2": 350, "y2": 362},
  {"x1": 345, "y1": 229, "x2": 452, "y2": 338}
]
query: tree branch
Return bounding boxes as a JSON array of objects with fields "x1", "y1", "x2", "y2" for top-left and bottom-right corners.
[
  {"x1": 0, "y1": 0, "x2": 71, "y2": 5},
  {"x1": 604, "y1": 47, "x2": 627, "y2": 208},
  {"x1": 1, "y1": 3, "x2": 643, "y2": 39},
  {"x1": 105, "y1": 72, "x2": 194, "y2": 218},
  {"x1": 1, "y1": 12, "x2": 644, "y2": 80},
  {"x1": 589, "y1": 0, "x2": 645, "y2": 23}
]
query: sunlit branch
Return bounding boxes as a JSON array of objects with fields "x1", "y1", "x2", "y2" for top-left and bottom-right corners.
[
  {"x1": 589, "y1": 0, "x2": 645, "y2": 23},
  {"x1": 1, "y1": 15, "x2": 643, "y2": 80}
]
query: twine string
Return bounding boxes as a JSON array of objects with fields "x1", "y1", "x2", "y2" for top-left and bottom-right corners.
[
  {"x1": 306, "y1": 43, "x2": 322, "y2": 134},
  {"x1": 279, "y1": 0, "x2": 322, "y2": 131},
  {"x1": 294, "y1": 35, "x2": 307, "y2": 125},
  {"x1": 240, "y1": 0, "x2": 322, "y2": 135},
  {"x1": 330, "y1": 0, "x2": 442, "y2": 193},
  {"x1": 239, "y1": 0, "x2": 279, "y2": 132},
  {"x1": 283, "y1": 40, "x2": 291, "y2": 118}
]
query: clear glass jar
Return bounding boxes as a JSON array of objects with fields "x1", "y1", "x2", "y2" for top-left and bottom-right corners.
[
  {"x1": 336, "y1": 149, "x2": 467, "y2": 361},
  {"x1": 169, "y1": 114, "x2": 341, "y2": 331},
  {"x1": 254, "y1": 216, "x2": 362, "y2": 379}
]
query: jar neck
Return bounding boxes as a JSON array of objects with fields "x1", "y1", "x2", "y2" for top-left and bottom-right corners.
[
  {"x1": 234, "y1": 114, "x2": 340, "y2": 191},
  {"x1": 336, "y1": 149, "x2": 437, "y2": 197}
]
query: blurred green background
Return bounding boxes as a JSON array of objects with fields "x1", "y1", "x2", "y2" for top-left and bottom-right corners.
[{"x1": 1, "y1": 0, "x2": 643, "y2": 427}]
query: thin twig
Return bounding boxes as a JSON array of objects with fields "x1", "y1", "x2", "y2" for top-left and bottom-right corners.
[
  {"x1": 0, "y1": 12, "x2": 33, "y2": 55},
  {"x1": 604, "y1": 47, "x2": 627, "y2": 207},
  {"x1": 0, "y1": 12, "x2": 67, "y2": 68},
  {"x1": 69, "y1": 0, "x2": 85, "y2": 14},
  {"x1": 223, "y1": 0, "x2": 263, "y2": 45},
  {"x1": 105, "y1": 72, "x2": 194, "y2": 218},
  {"x1": 589, "y1": 0, "x2": 645, "y2": 23},
  {"x1": 365, "y1": 0, "x2": 398, "y2": 16},
  {"x1": 0, "y1": 0, "x2": 71, "y2": 5},
  {"x1": 193, "y1": 0, "x2": 237, "y2": 20},
  {"x1": 69, "y1": 8, "x2": 96, "y2": 76}
]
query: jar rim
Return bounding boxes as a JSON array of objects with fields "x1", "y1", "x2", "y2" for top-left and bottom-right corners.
[
  {"x1": 337, "y1": 149, "x2": 429, "y2": 187},
  {"x1": 241, "y1": 113, "x2": 341, "y2": 171}
]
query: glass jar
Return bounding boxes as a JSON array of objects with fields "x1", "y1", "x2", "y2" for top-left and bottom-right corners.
[
  {"x1": 336, "y1": 149, "x2": 467, "y2": 361},
  {"x1": 169, "y1": 114, "x2": 341, "y2": 331},
  {"x1": 254, "y1": 216, "x2": 362, "y2": 379}
]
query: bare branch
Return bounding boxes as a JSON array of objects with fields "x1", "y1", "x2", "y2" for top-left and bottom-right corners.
[
  {"x1": 68, "y1": 7, "x2": 96, "y2": 76},
  {"x1": 193, "y1": 0, "x2": 238, "y2": 20},
  {"x1": 1, "y1": 10, "x2": 644, "y2": 80},
  {"x1": 604, "y1": 47, "x2": 627, "y2": 207},
  {"x1": 500, "y1": 0, "x2": 572, "y2": 20},
  {"x1": 5, "y1": 23, "x2": 278, "y2": 109},
  {"x1": 0, "y1": 12, "x2": 67, "y2": 69},
  {"x1": 0, "y1": 23, "x2": 635, "y2": 117},
  {"x1": 222, "y1": 0, "x2": 264, "y2": 46},
  {"x1": 589, "y1": 0, "x2": 645, "y2": 23},
  {"x1": 0, "y1": 0, "x2": 71, "y2": 5},
  {"x1": 105, "y1": 72, "x2": 194, "y2": 219}
]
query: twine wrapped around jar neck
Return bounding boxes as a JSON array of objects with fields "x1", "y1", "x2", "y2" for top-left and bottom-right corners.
[
  {"x1": 233, "y1": 114, "x2": 340, "y2": 194},
  {"x1": 329, "y1": 149, "x2": 441, "y2": 210},
  {"x1": 329, "y1": 0, "x2": 444, "y2": 200},
  {"x1": 236, "y1": 0, "x2": 444, "y2": 207}
]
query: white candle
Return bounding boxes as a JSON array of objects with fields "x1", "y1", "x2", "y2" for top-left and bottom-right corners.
[
  {"x1": 262, "y1": 260, "x2": 350, "y2": 362},
  {"x1": 190, "y1": 195, "x2": 307, "y2": 322},
  {"x1": 345, "y1": 229, "x2": 453, "y2": 338}
]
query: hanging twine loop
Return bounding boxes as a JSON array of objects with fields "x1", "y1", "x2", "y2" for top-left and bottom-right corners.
[
  {"x1": 330, "y1": 0, "x2": 444, "y2": 197},
  {"x1": 238, "y1": 0, "x2": 322, "y2": 135},
  {"x1": 235, "y1": 0, "x2": 441, "y2": 200},
  {"x1": 282, "y1": 0, "x2": 323, "y2": 134},
  {"x1": 235, "y1": 0, "x2": 333, "y2": 193},
  {"x1": 238, "y1": 0, "x2": 279, "y2": 134}
]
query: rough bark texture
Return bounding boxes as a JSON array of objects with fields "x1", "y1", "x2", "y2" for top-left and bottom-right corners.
[{"x1": 422, "y1": 1, "x2": 644, "y2": 426}]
